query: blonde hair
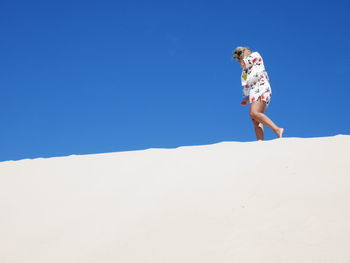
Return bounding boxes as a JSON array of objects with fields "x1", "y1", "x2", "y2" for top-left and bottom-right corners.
[{"x1": 233, "y1": 46, "x2": 251, "y2": 61}]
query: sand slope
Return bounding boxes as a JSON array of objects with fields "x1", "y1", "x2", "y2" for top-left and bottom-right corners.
[{"x1": 1, "y1": 135, "x2": 350, "y2": 263}]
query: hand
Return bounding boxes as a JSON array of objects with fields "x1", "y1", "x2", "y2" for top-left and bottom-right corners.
[{"x1": 240, "y1": 98, "x2": 249, "y2": 106}]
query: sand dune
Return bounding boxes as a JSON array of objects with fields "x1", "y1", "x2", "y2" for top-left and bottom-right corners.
[{"x1": 1, "y1": 135, "x2": 350, "y2": 263}]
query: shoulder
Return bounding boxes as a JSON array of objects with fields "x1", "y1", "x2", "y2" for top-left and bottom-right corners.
[
  {"x1": 243, "y1": 52, "x2": 257, "y2": 66},
  {"x1": 245, "y1": 51, "x2": 264, "y2": 65},
  {"x1": 248, "y1": 51, "x2": 261, "y2": 59}
]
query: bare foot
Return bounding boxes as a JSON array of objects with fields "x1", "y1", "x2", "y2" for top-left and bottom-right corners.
[{"x1": 276, "y1": 128, "x2": 284, "y2": 138}]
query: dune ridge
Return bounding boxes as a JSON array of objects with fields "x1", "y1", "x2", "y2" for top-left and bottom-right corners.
[{"x1": 1, "y1": 135, "x2": 349, "y2": 263}]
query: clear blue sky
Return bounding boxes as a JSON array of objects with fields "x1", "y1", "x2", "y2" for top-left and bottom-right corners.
[{"x1": 1, "y1": 0, "x2": 349, "y2": 161}]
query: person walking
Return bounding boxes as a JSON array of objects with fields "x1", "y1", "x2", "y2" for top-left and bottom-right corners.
[{"x1": 233, "y1": 46, "x2": 284, "y2": 140}]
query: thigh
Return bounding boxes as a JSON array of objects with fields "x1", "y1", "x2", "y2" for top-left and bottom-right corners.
[{"x1": 250, "y1": 97, "x2": 266, "y2": 114}]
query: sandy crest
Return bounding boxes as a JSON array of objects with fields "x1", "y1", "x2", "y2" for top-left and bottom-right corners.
[{"x1": 0, "y1": 135, "x2": 349, "y2": 263}]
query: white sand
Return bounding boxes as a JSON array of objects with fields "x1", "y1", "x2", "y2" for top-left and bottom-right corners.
[{"x1": 0, "y1": 135, "x2": 350, "y2": 263}]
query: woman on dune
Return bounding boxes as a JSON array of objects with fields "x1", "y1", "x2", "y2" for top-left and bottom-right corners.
[{"x1": 233, "y1": 46, "x2": 284, "y2": 140}]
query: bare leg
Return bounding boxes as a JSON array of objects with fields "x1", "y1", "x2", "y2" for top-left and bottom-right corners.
[
  {"x1": 250, "y1": 98, "x2": 284, "y2": 138},
  {"x1": 252, "y1": 118, "x2": 264, "y2": 140}
]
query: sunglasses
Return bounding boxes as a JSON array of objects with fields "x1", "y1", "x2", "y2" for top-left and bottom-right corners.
[{"x1": 233, "y1": 50, "x2": 243, "y2": 60}]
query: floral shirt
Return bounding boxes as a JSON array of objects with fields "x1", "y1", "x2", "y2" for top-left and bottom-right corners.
[{"x1": 241, "y1": 52, "x2": 272, "y2": 105}]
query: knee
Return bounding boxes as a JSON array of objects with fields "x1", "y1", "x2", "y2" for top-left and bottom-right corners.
[{"x1": 250, "y1": 111, "x2": 258, "y2": 120}]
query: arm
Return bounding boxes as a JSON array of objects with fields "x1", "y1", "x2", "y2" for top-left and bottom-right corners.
[
  {"x1": 241, "y1": 69, "x2": 249, "y2": 106},
  {"x1": 243, "y1": 52, "x2": 264, "y2": 83}
]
